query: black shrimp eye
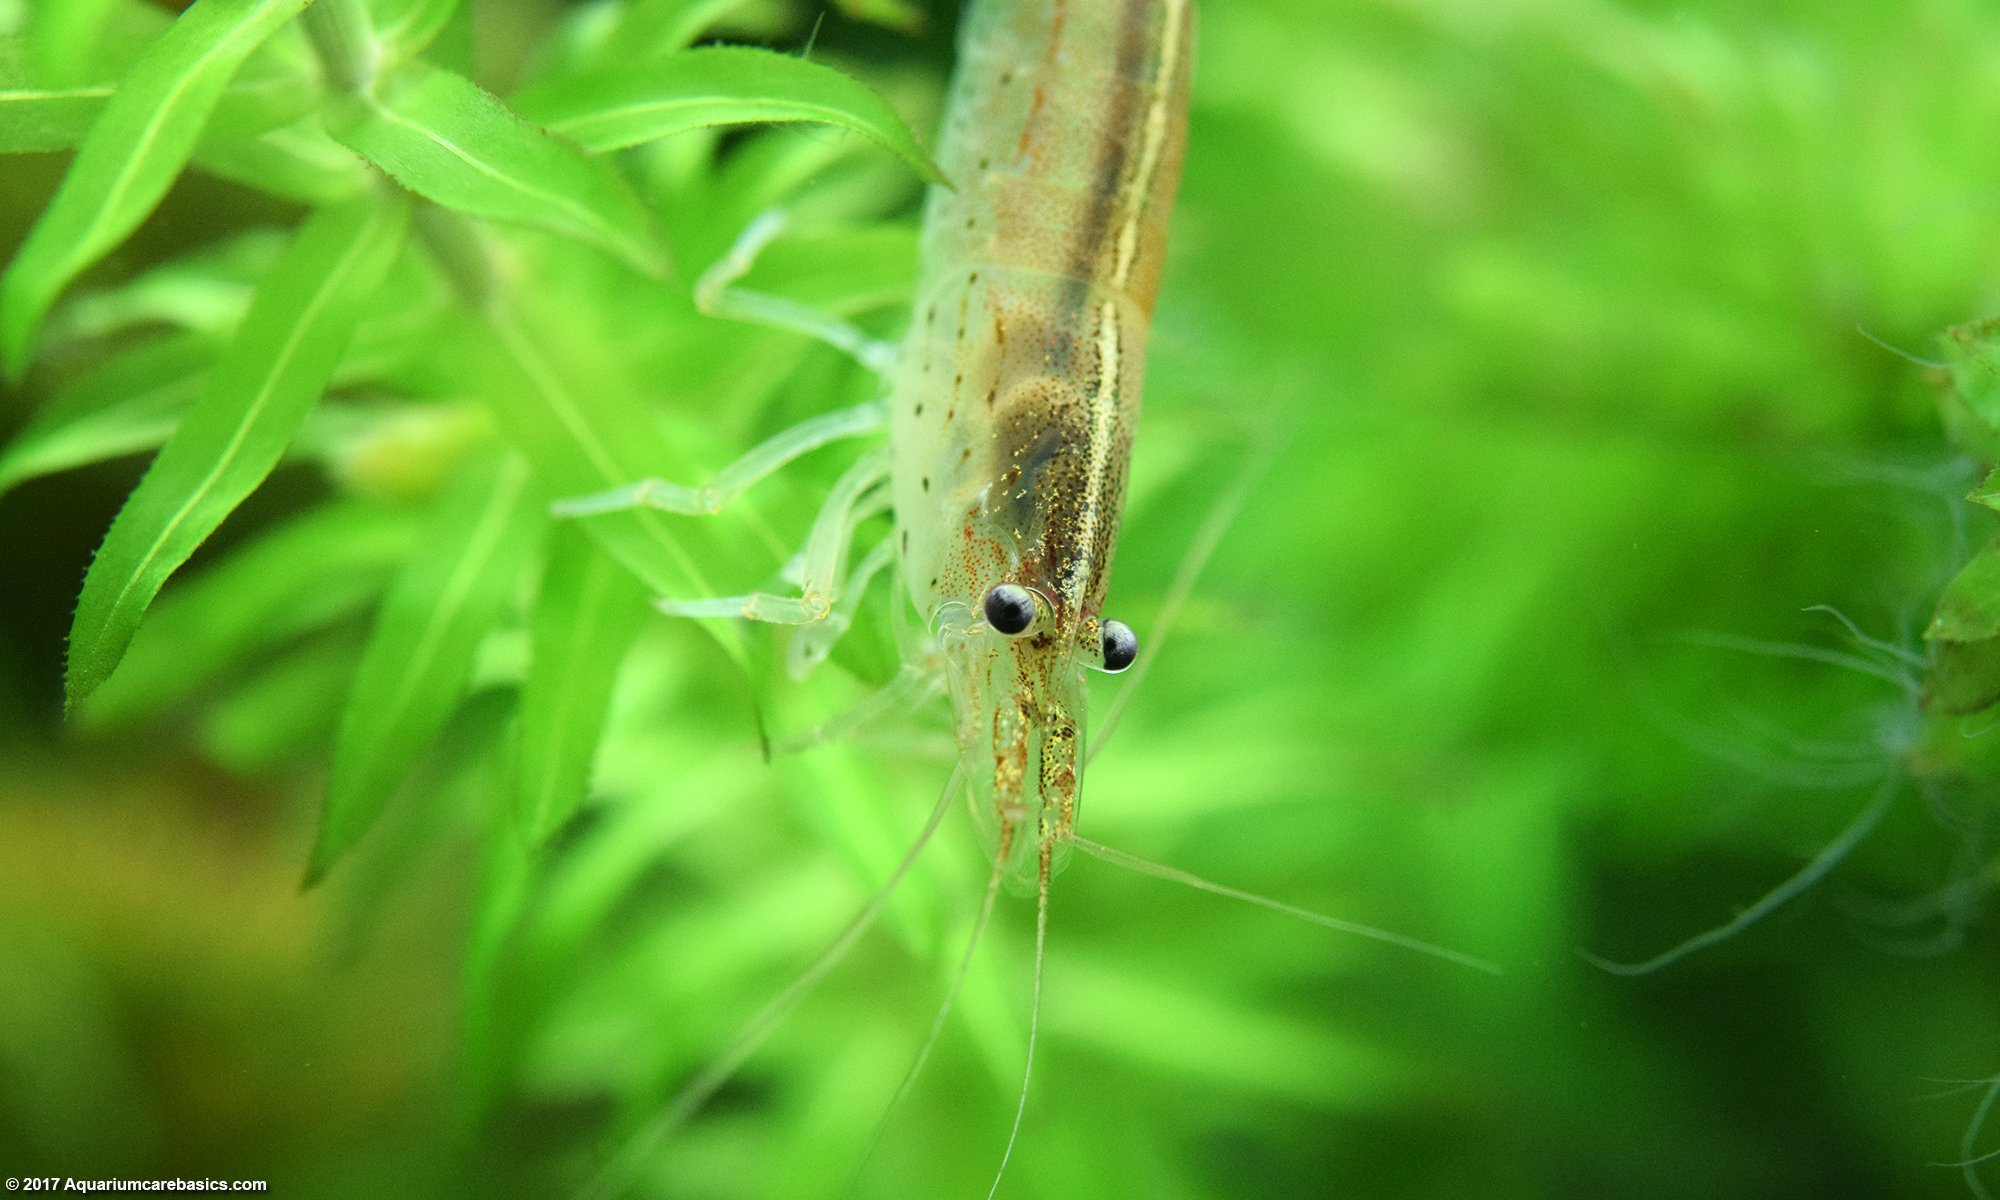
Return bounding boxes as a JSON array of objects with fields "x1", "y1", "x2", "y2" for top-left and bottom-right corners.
[
  {"x1": 1101, "y1": 619, "x2": 1138, "y2": 673},
  {"x1": 983, "y1": 584, "x2": 1038, "y2": 635}
]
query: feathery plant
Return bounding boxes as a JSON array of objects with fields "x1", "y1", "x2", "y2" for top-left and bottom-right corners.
[{"x1": 1915, "y1": 323, "x2": 2000, "y2": 1200}]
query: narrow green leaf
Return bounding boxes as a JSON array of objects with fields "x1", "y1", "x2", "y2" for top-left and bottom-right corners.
[
  {"x1": 518, "y1": 525, "x2": 648, "y2": 843},
  {"x1": 309, "y1": 455, "x2": 544, "y2": 882},
  {"x1": 1927, "y1": 638, "x2": 2000, "y2": 717},
  {"x1": 689, "y1": 119, "x2": 893, "y2": 246},
  {"x1": 513, "y1": 46, "x2": 944, "y2": 185},
  {"x1": 191, "y1": 117, "x2": 374, "y2": 206},
  {"x1": 1938, "y1": 317, "x2": 2000, "y2": 461},
  {"x1": 0, "y1": 334, "x2": 211, "y2": 498},
  {"x1": 1925, "y1": 537, "x2": 2000, "y2": 714},
  {"x1": 737, "y1": 223, "x2": 919, "y2": 313},
  {"x1": 328, "y1": 250, "x2": 462, "y2": 394},
  {"x1": 0, "y1": 36, "x2": 115, "y2": 152},
  {"x1": 420, "y1": 218, "x2": 755, "y2": 685},
  {"x1": 833, "y1": 0, "x2": 925, "y2": 35},
  {"x1": 297, "y1": 0, "x2": 376, "y2": 91},
  {"x1": 364, "y1": 0, "x2": 461, "y2": 67},
  {"x1": 205, "y1": 25, "x2": 319, "y2": 139},
  {"x1": 465, "y1": 291, "x2": 708, "y2": 600},
  {"x1": 25, "y1": 0, "x2": 128, "y2": 87},
  {"x1": 200, "y1": 630, "x2": 365, "y2": 773},
  {"x1": 328, "y1": 59, "x2": 670, "y2": 275},
  {"x1": 472, "y1": 331, "x2": 726, "y2": 659},
  {"x1": 80, "y1": 501, "x2": 419, "y2": 728},
  {"x1": 599, "y1": 0, "x2": 762, "y2": 61},
  {"x1": 0, "y1": 19, "x2": 307, "y2": 155},
  {"x1": 65, "y1": 193, "x2": 411, "y2": 708},
  {"x1": 463, "y1": 744, "x2": 533, "y2": 1116},
  {"x1": 0, "y1": 0, "x2": 316, "y2": 375},
  {"x1": 52, "y1": 228, "x2": 283, "y2": 347}
]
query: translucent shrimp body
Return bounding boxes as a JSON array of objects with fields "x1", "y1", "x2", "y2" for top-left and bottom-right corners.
[{"x1": 889, "y1": 0, "x2": 1194, "y2": 881}]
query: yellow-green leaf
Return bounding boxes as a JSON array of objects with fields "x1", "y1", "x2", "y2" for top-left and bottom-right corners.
[
  {"x1": 191, "y1": 116, "x2": 375, "y2": 206},
  {"x1": 52, "y1": 227, "x2": 281, "y2": 347},
  {"x1": 205, "y1": 25, "x2": 320, "y2": 140},
  {"x1": 514, "y1": 46, "x2": 944, "y2": 185},
  {"x1": 518, "y1": 525, "x2": 648, "y2": 843},
  {"x1": 80, "y1": 501, "x2": 419, "y2": 728},
  {"x1": 65, "y1": 193, "x2": 410, "y2": 708},
  {"x1": 0, "y1": 20, "x2": 310, "y2": 154},
  {"x1": 200, "y1": 631, "x2": 366, "y2": 773},
  {"x1": 328, "y1": 58, "x2": 670, "y2": 275},
  {"x1": 4, "y1": 5, "x2": 172, "y2": 146},
  {"x1": 0, "y1": 0, "x2": 315, "y2": 375},
  {"x1": 365, "y1": 0, "x2": 461, "y2": 67},
  {"x1": 466, "y1": 292, "x2": 707, "y2": 601},
  {"x1": 586, "y1": 0, "x2": 771, "y2": 67},
  {"x1": 0, "y1": 36, "x2": 116, "y2": 152},
  {"x1": 464, "y1": 282, "x2": 755, "y2": 679},
  {"x1": 309, "y1": 454, "x2": 545, "y2": 882},
  {"x1": 1928, "y1": 537, "x2": 2000, "y2": 645},
  {"x1": 833, "y1": 0, "x2": 925, "y2": 35},
  {"x1": 0, "y1": 334, "x2": 211, "y2": 499},
  {"x1": 25, "y1": 0, "x2": 130, "y2": 87},
  {"x1": 1972, "y1": 467, "x2": 2000, "y2": 515}
]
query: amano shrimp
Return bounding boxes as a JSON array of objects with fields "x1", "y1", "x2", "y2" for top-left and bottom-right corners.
[
  {"x1": 570, "y1": 0, "x2": 1493, "y2": 1193},
  {"x1": 882, "y1": 0, "x2": 1195, "y2": 1179},
  {"x1": 893, "y1": 0, "x2": 1190, "y2": 890}
]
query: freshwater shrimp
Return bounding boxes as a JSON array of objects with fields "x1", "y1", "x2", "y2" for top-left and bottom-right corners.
[
  {"x1": 568, "y1": 1, "x2": 1493, "y2": 1193},
  {"x1": 896, "y1": 0, "x2": 1188, "y2": 874},
  {"x1": 875, "y1": 0, "x2": 1197, "y2": 1182}
]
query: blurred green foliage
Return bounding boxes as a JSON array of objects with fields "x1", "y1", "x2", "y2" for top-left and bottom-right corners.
[{"x1": 1, "y1": 1, "x2": 1998, "y2": 1198}]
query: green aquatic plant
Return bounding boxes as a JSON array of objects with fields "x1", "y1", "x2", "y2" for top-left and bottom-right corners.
[
  {"x1": 2, "y1": 0, "x2": 942, "y2": 863},
  {"x1": 2, "y1": 0, "x2": 977, "y2": 1189},
  {"x1": 4, "y1": 2, "x2": 2000, "y2": 1199}
]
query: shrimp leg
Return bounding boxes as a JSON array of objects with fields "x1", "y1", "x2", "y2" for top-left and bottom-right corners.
[
  {"x1": 696, "y1": 208, "x2": 899, "y2": 377},
  {"x1": 773, "y1": 662, "x2": 947, "y2": 756},
  {"x1": 652, "y1": 449, "x2": 889, "y2": 625},
  {"x1": 786, "y1": 537, "x2": 897, "y2": 678},
  {"x1": 549, "y1": 401, "x2": 884, "y2": 518}
]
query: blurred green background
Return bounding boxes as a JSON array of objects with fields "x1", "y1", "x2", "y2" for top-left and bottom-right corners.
[{"x1": 2, "y1": 1, "x2": 1998, "y2": 1198}]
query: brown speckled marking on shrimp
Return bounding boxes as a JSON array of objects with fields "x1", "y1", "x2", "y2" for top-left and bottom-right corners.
[{"x1": 888, "y1": 0, "x2": 1192, "y2": 883}]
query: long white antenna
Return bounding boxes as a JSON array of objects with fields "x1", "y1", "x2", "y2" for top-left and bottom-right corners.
[
  {"x1": 577, "y1": 763, "x2": 965, "y2": 1200},
  {"x1": 847, "y1": 855, "x2": 1006, "y2": 1194},
  {"x1": 1070, "y1": 835, "x2": 1501, "y2": 975},
  {"x1": 986, "y1": 843, "x2": 1052, "y2": 1199}
]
